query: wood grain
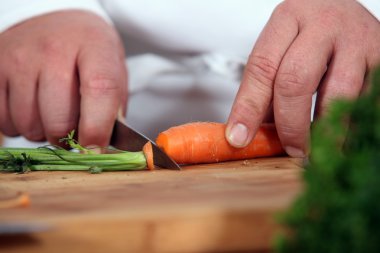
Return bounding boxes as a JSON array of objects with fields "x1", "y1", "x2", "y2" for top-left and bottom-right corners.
[{"x1": 0, "y1": 157, "x2": 303, "y2": 253}]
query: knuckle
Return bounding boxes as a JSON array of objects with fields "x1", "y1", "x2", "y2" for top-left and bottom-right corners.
[
  {"x1": 245, "y1": 54, "x2": 278, "y2": 87},
  {"x1": 84, "y1": 24, "x2": 120, "y2": 46},
  {"x1": 233, "y1": 95, "x2": 268, "y2": 122},
  {"x1": 86, "y1": 26, "x2": 110, "y2": 41},
  {"x1": 24, "y1": 130, "x2": 45, "y2": 142},
  {"x1": 0, "y1": 121, "x2": 19, "y2": 137},
  {"x1": 40, "y1": 36, "x2": 65, "y2": 56},
  {"x1": 79, "y1": 124, "x2": 110, "y2": 147},
  {"x1": 273, "y1": 0, "x2": 300, "y2": 18},
  {"x1": 46, "y1": 119, "x2": 76, "y2": 139},
  {"x1": 275, "y1": 67, "x2": 307, "y2": 97},
  {"x1": 81, "y1": 76, "x2": 121, "y2": 97},
  {"x1": 7, "y1": 47, "x2": 27, "y2": 68},
  {"x1": 14, "y1": 118, "x2": 44, "y2": 141},
  {"x1": 277, "y1": 123, "x2": 306, "y2": 140},
  {"x1": 315, "y1": 6, "x2": 345, "y2": 29},
  {"x1": 273, "y1": 1, "x2": 293, "y2": 16}
]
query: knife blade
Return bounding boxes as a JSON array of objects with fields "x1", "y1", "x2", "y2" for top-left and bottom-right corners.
[
  {"x1": 110, "y1": 120, "x2": 181, "y2": 170},
  {"x1": 0, "y1": 222, "x2": 52, "y2": 235}
]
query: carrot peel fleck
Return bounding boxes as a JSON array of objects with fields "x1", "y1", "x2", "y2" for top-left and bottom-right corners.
[{"x1": 0, "y1": 192, "x2": 30, "y2": 209}]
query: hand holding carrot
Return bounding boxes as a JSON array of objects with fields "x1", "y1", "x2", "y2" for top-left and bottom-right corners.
[
  {"x1": 156, "y1": 122, "x2": 285, "y2": 165},
  {"x1": 0, "y1": 10, "x2": 127, "y2": 147},
  {"x1": 226, "y1": 0, "x2": 380, "y2": 157}
]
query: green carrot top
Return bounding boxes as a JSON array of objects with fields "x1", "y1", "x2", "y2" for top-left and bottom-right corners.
[{"x1": 0, "y1": 130, "x2": 148, "y2": 173}]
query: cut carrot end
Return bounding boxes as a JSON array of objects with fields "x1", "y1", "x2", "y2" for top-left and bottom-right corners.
[{"x1": 143, "y1": 142, "x2": 155, "y2": 170}]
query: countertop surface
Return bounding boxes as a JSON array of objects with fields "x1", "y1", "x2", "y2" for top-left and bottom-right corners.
[{"x1": 0, "y1": 157, "x2": 303, "y2": 253}]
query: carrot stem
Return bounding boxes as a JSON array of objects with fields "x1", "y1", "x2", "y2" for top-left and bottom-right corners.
[
  {"x1": 0, "y1": 148, "x2": 147, "y2": 173},
  {"x1": 0, "y1": 130, "x2": 151, "y2": 173}
]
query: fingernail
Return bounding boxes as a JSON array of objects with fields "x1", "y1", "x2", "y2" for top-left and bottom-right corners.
[
  {"x1": 227, "y1": 123, "x2": 249, "y2": 147},
  {"x1": 285, "y1": 146, "x2": 305, "y2": 158}
]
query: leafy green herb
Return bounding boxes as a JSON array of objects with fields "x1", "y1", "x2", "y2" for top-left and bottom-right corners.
[
  {"x1": 0, "y1": 131, "x2": 147, "y2": 173},
  {"x1": 275, "y1": 66, "x2": 380, "y2": 253}
]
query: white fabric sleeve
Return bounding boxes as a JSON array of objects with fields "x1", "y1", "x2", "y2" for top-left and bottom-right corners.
[
  {"x1": 0, "y1": 0, "x2": 112, "y2": 33},
  {"x1": 357, "y1": 0, "x2": 380, "y2": 21}
]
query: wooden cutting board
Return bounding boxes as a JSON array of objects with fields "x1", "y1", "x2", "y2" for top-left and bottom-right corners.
[{"x1": 0, "y1": 157, "x2": 303, "y2": 253}]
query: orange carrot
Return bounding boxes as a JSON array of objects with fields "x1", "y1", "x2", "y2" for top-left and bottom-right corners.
[
  {"x1": 156, "y1": 122, "x2": 285, "y2": 165},
  {"x1": 143, "y1": 142, "x2": 155, "y2": 170}
]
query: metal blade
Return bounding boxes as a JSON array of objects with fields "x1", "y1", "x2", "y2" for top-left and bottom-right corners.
[
  {"x1": 110, "y1": 120, "x2": 181, "y2": 170},
  {"x1": 0, "y1": 222, "x2": 51, "y2": 235}
]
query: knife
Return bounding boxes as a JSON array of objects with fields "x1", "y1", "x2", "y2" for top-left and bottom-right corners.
[
  {"x1": 110, "y1": 119, "x2": 181, "y2": 170},
  {"x1": 0, "y1": 222, "x2": 52, "y2": 235}
]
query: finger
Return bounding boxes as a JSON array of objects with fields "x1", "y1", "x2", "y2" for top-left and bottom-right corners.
[
  {"x1": 77, "y1": 43, "x2": 127, "y2": 147},
  {"x1": 367, "y1": 26, "x2": 380, "y2": 80},
  {"x1": 314, "y1": 47, "x2": 366, "y2": 119},
  {"x1": 39, "y1": 51, "x2": 80, "y2": 145},
  {"x1": 274, "y1": 28, "x2": 333, "y2": 157},
  {"x1": 0, "y1": 78, "x2": 18, "y2": 137},
  {"x1": 226, "y1": 3, "x2": 299, "y2": 147},
  {"x1": 8, "y1": 68, "x2": 44, "y2": 141}
]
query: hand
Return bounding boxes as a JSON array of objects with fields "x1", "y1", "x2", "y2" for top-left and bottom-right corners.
[
  {"x1": 226, "y1": 0, "x2": 380, "y2": 157},
  {"x1": 0, "y1": 10, "x2": 127, "y2": 146}
]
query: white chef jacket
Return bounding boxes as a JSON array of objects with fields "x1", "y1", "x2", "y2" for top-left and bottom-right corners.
[{"x1": 1, "y1": 0, "x2": 379, "y2": 147}]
